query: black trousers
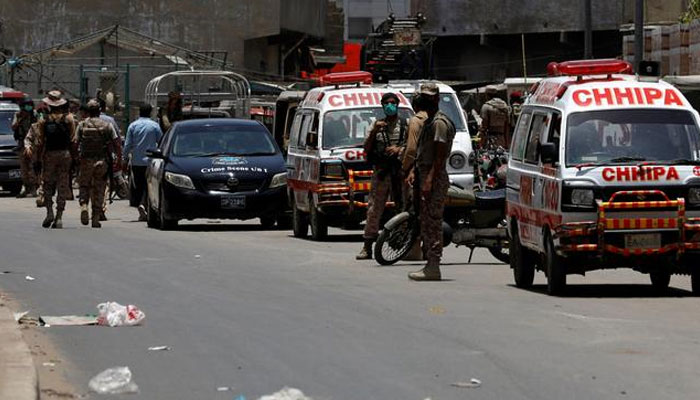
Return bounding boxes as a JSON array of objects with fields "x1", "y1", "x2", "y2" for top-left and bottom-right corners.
[{"x1": 131, "y1": 165, "x2": 148, "y2": 208}]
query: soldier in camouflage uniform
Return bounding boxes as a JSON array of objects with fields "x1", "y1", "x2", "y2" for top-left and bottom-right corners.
[
  {"x1": 27, "y1": 90, "x2": 78, "y2": 228},
  {"x1": 76, "y1": 99, "x2": 121, "y2": 228},
  {"x1": 11, "y1": 99, "x2": 38, "y2": 198},
  {"x1": 478, "y1": 85, "x2": 511, "y2": 148},
  {"x1": 356, "y1": 92, "x2": 407, "y2": 260},
  {"x1": 406, "y1": 83, "x2": 455, "y2": 281}
]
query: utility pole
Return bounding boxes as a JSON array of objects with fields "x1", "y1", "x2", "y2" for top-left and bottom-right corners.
[
  {"x1": 634, "y1": 0, "x2": 644, "y2": 70},
  {"x1": 584, "y1": 0, "x2": 592, "y2": 58}
]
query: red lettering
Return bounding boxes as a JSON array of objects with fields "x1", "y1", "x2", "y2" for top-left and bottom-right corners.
[
  {"x1": 373, "y1": 93, "x2": 382, "y2": 105},
  {"x1": 398, "y1": 93, "x2": 410, "y2": 106},
  {"x1": 667, "y1": 166, "x2": 680, "y2": 180},
  {"x1": 358, "y1": 92, "x2": 373, "y2": 106},
  {"x1": 633, "y1": 87, "x2": 645, "y2": 104},
  {"x1": 593, "y1": 88, "x2": 614, "y2": 106},
  {"x1": 613, "y1": 88, "x2": 635, "y2": 105},
  {"x1": 646, "y1": 167, "x2": 653, "y2": 180},
  {"x1": 343, "y1": 93, "x2": 358, "y2": 107},
  {"x1": 602, "y1": 168, "x2": 615, "y2": 181},
  {"x1": 572, "y1": 90, "x2": 592, "y2": 106},
  {"x1": 653, "y1": 166, "x2": 665, "y2": 180},
  {"x1": 631, "y1": 167, "x2": 645, "y2": 181},
  {"x1": 643, "y1": 88, "x2": 663, "y2": 104},
  {"x1": 664, "y1": 89, "x2": 684, "y2": 106},
  {"x1": 356, "y1": 150, "x2": 366, "y2": 160},
  {"x1": 617, "y1": 167, "x2": 630, "y2": 181},
  {"x1": 345, "y1": 150, "x2": 356, "y2": 160},
  {"x1": 328, "y1": 95, "x2": 342, "y2": 107}
]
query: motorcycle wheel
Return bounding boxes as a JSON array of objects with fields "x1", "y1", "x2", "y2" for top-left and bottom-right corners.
[
  {"x1": 374, "y1": 215, "x2": 418, "y2": 266},
  {"x1": 487, "y1": 246, "x2": 510, "y2": 264}
]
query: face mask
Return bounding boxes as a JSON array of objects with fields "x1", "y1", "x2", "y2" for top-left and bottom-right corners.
[
  {"x1": 23, "y1": 105, "x2": 33, "y2": 112},
  {"x1": 383, "y1": 103, "x2": 398, "y2": 116}
]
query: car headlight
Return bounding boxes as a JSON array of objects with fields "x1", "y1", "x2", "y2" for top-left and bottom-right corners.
[
  {"x1": 689, "y1": 188, "x2": 700, "y2": 205},
  {"x1": 571, "y1": 188, "x2": 594, "y2": 206},
  {"x1": 165, "y1": 171, "x2": 195, "y2": 189},
  {"x1": 269, "y1": 172, "x2": 287, "y2": 188},
  {"x1": 449, "y1": 153, "x2": 467, "y2": 170}
]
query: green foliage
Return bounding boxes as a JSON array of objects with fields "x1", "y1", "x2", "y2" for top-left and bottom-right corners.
[{"x1": 681, "y1": 0, "x2": 700, "y2": 23}]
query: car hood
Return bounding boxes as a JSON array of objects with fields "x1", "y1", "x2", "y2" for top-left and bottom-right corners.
[{"x1": 167, "y1": 154, "x2": 285, "y2": 180}]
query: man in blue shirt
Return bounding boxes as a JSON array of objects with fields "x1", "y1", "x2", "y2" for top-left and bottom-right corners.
[{"x1": 123, "y1": 104, "x2": 162, "y2": 221}]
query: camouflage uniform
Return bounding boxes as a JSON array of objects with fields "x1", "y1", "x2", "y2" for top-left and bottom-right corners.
[
  {"x1": 24, "y1": 122, "x2": 45, "y2": 206},
  {"x1": 11, "y1": 111, "x2": 37, "y2": 195},
  {"x1": 76, "y1": 117, "x2": 116, "y2": 227},
  {"x1": 479, "y1": 97, "x2": 511, "y2": 148}
]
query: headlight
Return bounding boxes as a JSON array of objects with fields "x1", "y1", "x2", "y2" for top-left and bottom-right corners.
[
  {"x1": 269, "y1": 172, "x2": 287, "y2": 188},
  {"x1": 322, "y1": 162, "x2": 344, "y2": 178},
  {"x1": 571, "y1": 188, "x2": 594, "y2": 206},
  {"x1": 165, "y1": 171, "x2": 195, "y2": 189},
  {"x1": 449, "y1": 153, "x2": 467, "y2": 170},
  {"x1": 689, "y1": 188, "x2": 700, "y2": 205}
]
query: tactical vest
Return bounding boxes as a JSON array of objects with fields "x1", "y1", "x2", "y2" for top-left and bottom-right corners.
[
  {"x1": 79, "y1": 118, "x2": 110, "y2": 159},
  {"x1": 44, "y1": 116, "x2": 71, "y2": 151}
]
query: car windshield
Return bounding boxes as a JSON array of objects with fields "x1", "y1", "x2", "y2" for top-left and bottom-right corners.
[
  {"x1": 322, "y1": 107, "x2": 413, "y2": 149},
  {"x1": 565, "y1": 109, "x2": 700, "y2": 166},
  {"x1": 0, "y1": 111, "x2": 14, "y2": 135},
  {"x1": 403, "y1": 92, "x2": 466, "y2": 131},
  {"x1": 171, "y1": 123, "x2": 277, "y2": 157}
]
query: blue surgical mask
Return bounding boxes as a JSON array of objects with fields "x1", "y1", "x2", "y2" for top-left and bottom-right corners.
[
  {"x1": 383, "y1": 103, "x2": 398, "y2": 116},
  {"x1": 23, "y1": 105, "x2": 33, "y2": 112}
]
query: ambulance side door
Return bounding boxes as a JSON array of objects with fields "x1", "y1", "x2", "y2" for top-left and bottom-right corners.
[
  {"x1": 293, "y1": 110, "x2": 320, "y2": 212},
  {"x1": 286, "y1": 112, "x2": 305, "y2": 208},
  {"x1": 507, "y1": 108, "x2": 533, "y2": 243}
]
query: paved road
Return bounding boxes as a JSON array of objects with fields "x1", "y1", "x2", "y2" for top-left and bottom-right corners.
[{"x1": 1, "y1": 194, "x2": 700, "y2": 399}]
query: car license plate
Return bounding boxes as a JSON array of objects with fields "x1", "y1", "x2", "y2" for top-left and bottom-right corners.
[
  {"x1": 221, "y1": 195, "x2": 245, "y2": 209},
  {"x1": 8, "y1": 169, "x2": 21, "y2": 179},
  {"x1": 625, "y1": 233, "x2": 661, "y2": 250}
]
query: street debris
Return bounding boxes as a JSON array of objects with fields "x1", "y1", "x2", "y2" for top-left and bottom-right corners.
[
  {"x1": 40, "y1": 315, "x2": 98, "y2": 326},
  {"x1": 25, "y1": 275, "x2": 36, "y2": 281},
  {"x1": 429, "y1": 306, "x2": 446, "y2": 315},
  {"x1": 42, "y1": 362, "x2": 57, "y2": 367},
  {"x1": 451, "y1": 379, "x2": 482, "y2": 389},
  {"x1": 258, "y1": 387, "x2": 312, "y2": 400},
  {"x1": 13, "y1": 310, "x2": 30, "y2": 321},
  {"x1": 147, "y1": 345, "x2": 171, "y2": 351},
  {"x1": 216, "y1": 386, "x2": 232, "y2": 392},
  {"x1": 96, "y1": 302, "x2": 145, "y2": 327},
  {"x1": 194, "y1": 254, "x2": 201, "y2": 259},
  {"x1": 88, "y1": 366, "x2": 139, "y2": 395}
]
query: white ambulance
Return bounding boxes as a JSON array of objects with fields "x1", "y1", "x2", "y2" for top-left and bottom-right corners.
[
  {"x1": 286, "y1": 72, "x2": 413, "y2": 240},
  {"x1": 507, "y1": 59, "x2": 700, "y2": 295}
]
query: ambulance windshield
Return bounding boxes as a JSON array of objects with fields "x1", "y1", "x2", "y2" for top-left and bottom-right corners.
[
  {"x1": 322, "y1": 107, "x2": 413, "y2": 150},
  {"x1": 565, "y1": 109, "x2": 700, "y2": 166}
]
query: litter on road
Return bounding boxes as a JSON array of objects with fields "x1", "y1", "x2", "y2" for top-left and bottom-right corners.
[
  {"x1": 258, "y1": 387, "x2": 312, "y2": 400},
  {"x1": 42, "y1": 362, "x2": 56, "y2": 367},
  {"x1": 13, "y1": 310, "x2": 29, "y2": 321},
  {"x1": 147, "y1": 345, "x2": 171, "y2": 351},
  {"x1": 25, "y1": 275, "x2": 35, "y2": 281},
  {"x1": 88, "y1": 366, "x2": 139, "y2": 395},
  {"x1": 451, "y1": 379, "x2": 482, "y2": 388},
  {"x1": 216, "y1": 386, "x2": 232, "y2": 392},
  {"x1": 40, "y1": 315, "x2": 98, "y2": 326},
  {"x1": 96, "y1": 301, "x2": 145, "y2": 327}
]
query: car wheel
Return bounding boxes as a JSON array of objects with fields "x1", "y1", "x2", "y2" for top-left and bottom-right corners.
[
  {"x1": 276, "y1": 214, "x2": 292, "y2": 230},
  {"x1": 292, "y1": 196, "x2": 308, "y2": 238},
  {"x1": 260, "y1": 216, "x2": 276, "y2": 229},
  {"x1": 511, "y1": 226, "x2": 535, "y2": 289},
  {"x1": 309, "y1": 200, "x2": 328, "y2": 241},
  {"x1": 158, "y1": 189, "x2": 178, "y2": 230},
  {"x1": 146, "y1": 192, "x2": 160, "y2": 229},
  {"x1": 650, "y1": 270, "x2": 671, "y2": 293},
  {"x1": 4, "y1": 183, "x2": 21, "y2": 196},
  {"x1": 544, "y1": 233, "x2": 566, "y2": 296},
  {"x1": 691, "y1": 268, "x2": 700, "y2": 296}
]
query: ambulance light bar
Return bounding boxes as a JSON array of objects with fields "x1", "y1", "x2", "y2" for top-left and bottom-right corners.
[
  {"x1": 549, "y1": 59, "x2": 633, "y2": 77},
  {"x1": 320, "y1": 71, "x2": 373, "y2": 86}
]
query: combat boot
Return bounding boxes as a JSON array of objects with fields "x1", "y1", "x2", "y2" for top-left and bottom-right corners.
[
  {"x1": 80, "y1": 204, "x2": 89, "y2": 226},
  {"x1": 99, "y1": 211, "x2": 107, "y2": 221},
  {"x1": 355, "y1": 239, "x2": 374, "y2": 260},
  {"x1": 51, "y1": 210, "x2": 63, "y2": 229},
  {"x1": 42, "y1": 206, "x2": 54, "y2": 228},
  {"x1": 91, "y1": 217, "x2": 102, "y2": 228},
  {"x1": 408, "y1": 260, "x2": 442, "y2": 281}
]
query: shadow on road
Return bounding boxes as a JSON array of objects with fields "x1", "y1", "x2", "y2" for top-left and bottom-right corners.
[
  {"x1": 288, "y1": 233, "x2": 364, "y2": 243},
  {"x1": 167, "y1": 223, "x2": 272, "y2": 232},
  {"x1": 515, "y1": 284, "x2": 694, "y2": 298}
]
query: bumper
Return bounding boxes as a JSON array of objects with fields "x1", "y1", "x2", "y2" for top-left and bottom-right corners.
[
  {"x1": 0, "y1": 157, "x2": 21, "y2": 184},
  {"x1": 162, "y1": 183, "x2": 287, "y2": 220},
  {"x1": 315, "y1": 169, "x2": 396, "y2": 216},
  {"x1": 555, "y1": 190, "x2": 700, "y2": 260}
]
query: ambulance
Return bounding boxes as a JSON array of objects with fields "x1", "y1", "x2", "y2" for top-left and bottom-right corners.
[
  {"x1": 286, "y1": 71, "x2": 413, "y2": 240},
  {"x1": 507, "y1": 59, "x2": 700, "y2": 295}
]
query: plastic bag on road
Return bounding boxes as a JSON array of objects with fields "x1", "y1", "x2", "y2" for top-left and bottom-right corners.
[
  {"x1": 96, "y1": 302, "x2": 145, "y2": 327},
  {"x1": 88, "y1": 366, "x2": 139, "y2": 394},
  {"x1": 258, "y1": 387, "x2": 312, "y2": 400}
]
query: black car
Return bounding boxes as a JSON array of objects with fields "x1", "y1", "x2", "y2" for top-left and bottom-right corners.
[
  {"x1": 0, "y1": 104, "x2": 22, "y2": 195},
  {"x1": 145, "y1": 118, "x2": 288, "y2": 229}
]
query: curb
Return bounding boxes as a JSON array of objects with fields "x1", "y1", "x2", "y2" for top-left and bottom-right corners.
[{"x1": 0, "y1": 305, "x2": 38, "y2": 400}]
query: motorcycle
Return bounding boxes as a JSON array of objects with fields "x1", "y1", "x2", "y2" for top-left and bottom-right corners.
[{"x1": 472, "y1": 139, "x2": 508, "y2": 191}]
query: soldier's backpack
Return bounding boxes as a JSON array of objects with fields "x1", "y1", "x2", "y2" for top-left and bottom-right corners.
[
  {"x1": 79, "y1": 119, "x2": 111, "y2": 159},
  {"x1": 43, "y1": 116, "x2": 72, "y2": 151}
]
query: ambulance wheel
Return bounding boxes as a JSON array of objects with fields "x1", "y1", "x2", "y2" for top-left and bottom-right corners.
[
  {"x1": 147, "y1": 194, "x2": 160, "y2": 229},
  {"x1": 310, "y1": 203, "x2": 328, "y2": 241},
  {"x1": 691, "y1": 269, "x2": 700, "y2": 296},
  {"x1": 650, "y1": 271, "x2": 671, "y2": 293},
  {"x1": 544, "y1": 234, "x2": 566, "y2": 296},
  {"x1": 510, "y1": 227, "x2": 535, "y2": 289},
  {"x1": 292, "y1": 198, "x2": 308, "y2": 238},
  {"x1": 260, "y1": 216, "x2": 276, "y2": 229}
]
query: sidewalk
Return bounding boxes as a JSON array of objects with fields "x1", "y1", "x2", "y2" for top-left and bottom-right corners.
[{"x1": 0, "y1": 303, "x2": 38, "y2": 400}]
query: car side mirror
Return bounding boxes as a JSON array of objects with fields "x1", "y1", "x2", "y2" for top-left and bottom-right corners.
[
  {"x1": 306, "y1": 130, "x2": 318, "y2": 149},
  {"x1": 146, "y1": 148, "x2": 165, "y2": 159},
  {"x1": 540, "y1": 143, "x2": 558, "y2": 164}
]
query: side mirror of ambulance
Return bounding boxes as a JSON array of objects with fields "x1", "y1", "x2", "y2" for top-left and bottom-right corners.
[
  {"x1": 306, "y1": 130, "x2": 318, "y2": 149},
  {"x1": 539, "y1": 143, "x2": 558, "y2": 165}
]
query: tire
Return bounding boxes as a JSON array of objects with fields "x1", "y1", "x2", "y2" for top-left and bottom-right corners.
[
  {"x1": 544, "y1": 234, "x2": 566, "y2": 296},
  {"x1": 691, "y1": 268, "x2": 700, "y2": 296},
  {"x1": 488, "y1": 246, "x2": 510, "y2": 264},
  {"x1": 292, "y1": 196, "x2": 308, "y2": 238},
  {"x1": 260, "y1": 216, "x2": 276, "y2": 229},
  {"x1": 309, "y1": 200, "x2": 328, "y2": 241},
  {"x1": 146, "y1": 193, "x2": 160, "y2": 229},
  {"x1": 4, "y1": 183, "x2": 21, "y2": 196},
  {"x1": 158, "y1": 190, "x2": 178, "y2": 230},
  {"x1": 374, "y1": 214, "x2": 418, "y2": 266},
  {"x1": 650, "y1": 270, "x2": 671, "y2": 293},
  {"x1": 510, "y1": 227, "x2": 535, "y2": 289},
  {"x1": 276, "y1": 214, "x2": 292, "y2": 230}
]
